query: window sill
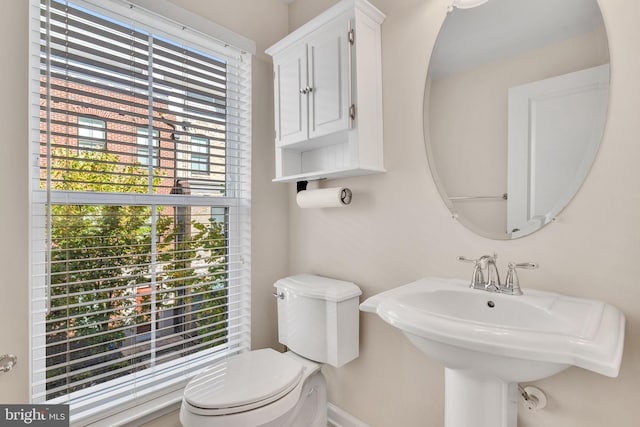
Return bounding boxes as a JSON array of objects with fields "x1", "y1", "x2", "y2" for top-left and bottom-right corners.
[{"x1": 83, "y1": 390, "x2": 183, "y2": 427}]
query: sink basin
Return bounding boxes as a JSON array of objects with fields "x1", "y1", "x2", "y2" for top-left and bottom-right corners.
[{"x1": 360, "y1": 277, "x2": 625, "y2": 427}]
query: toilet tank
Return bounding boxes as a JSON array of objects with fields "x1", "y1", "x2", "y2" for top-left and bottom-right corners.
[{"x1": 274, "y1": 274, "x2": 362, "y2": 367}]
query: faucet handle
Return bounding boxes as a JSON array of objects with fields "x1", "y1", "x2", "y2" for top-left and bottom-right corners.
[
  {"x1": 513, "y1": 262, "x2": 538, "y2": 269},
  {"x1": 457, "y1": 256, "x2": 485, "y2": 289},
  {"x1": 503, "y1": 262, "x2": 538, "y2": 295},
  {"x1": 457, "y1": 253, "x2": 499, "y2": 264}
]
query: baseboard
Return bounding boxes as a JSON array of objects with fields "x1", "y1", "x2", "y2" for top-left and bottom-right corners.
[{"x1": 328, "y1": 403, "x2": 371, "y2": 427}]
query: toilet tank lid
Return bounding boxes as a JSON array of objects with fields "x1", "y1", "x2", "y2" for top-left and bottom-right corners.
[{"x1": 274, "y1": 274, "x2": 362, "y2": 302}]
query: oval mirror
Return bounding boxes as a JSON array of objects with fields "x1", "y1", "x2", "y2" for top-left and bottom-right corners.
[{"x1": 424, "y1": 0, "x2": 609, "y2": 239}]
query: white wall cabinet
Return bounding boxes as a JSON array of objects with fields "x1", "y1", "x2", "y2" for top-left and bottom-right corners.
[{"x1": 266, "y1": 0, "x2": 385, "y2": 182}]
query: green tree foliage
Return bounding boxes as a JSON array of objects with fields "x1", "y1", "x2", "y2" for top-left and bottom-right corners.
[{"x1": 45, "y1": 149, "x2": 228, "y2": 398}]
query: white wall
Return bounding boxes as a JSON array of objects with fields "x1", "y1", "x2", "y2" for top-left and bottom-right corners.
[{"x1": 287, "y1": 0, "x2": 640, "y2": 426}]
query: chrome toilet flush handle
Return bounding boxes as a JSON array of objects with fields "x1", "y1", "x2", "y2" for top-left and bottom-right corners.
[
  {"x1": 272, "y1": 290, "x2": 285, "y2": 300},
  {"x1": 0, "y1": 354, "x2": 17, "y2": 373}
]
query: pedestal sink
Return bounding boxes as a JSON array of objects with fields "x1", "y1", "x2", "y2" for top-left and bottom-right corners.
[{"x1": 360, "y1": 277, "x2": 625, "y2": 427}]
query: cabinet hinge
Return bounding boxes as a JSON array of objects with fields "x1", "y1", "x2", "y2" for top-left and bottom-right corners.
[
  {"x1": 349, "y1": 104, "x2": 356, "y2": 121},
  {"x1": 348, "y1": 28, "x2": 355, "y2": 45}
]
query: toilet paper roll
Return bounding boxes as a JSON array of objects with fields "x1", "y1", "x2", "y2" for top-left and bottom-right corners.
[{"x1": 296, "y1": 188, "x2": 352, "y2": 208}]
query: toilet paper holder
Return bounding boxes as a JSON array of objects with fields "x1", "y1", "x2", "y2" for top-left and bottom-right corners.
[
  {"x1": 297, "y1": 180, "x2": 308, "y2": 193},
  {"x1": 296, "y1": 180, "x2": 352, "y2": 208}
]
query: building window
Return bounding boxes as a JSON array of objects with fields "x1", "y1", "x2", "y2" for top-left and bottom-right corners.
[
  {"x1": 30, "y1": 0, "x2": 252, "y2": 423},
  {"x1": 191, "y1": 136, "x2": 210, "y2": 174},
  {"x1": 137, "y1": 127, "x2": 160, "y2": 167},
  {"x1": 210, "y1": 207, "x2": 226, "y2": 224},
  {"x1": 78, "y1": 117, "x2": 106, "y2": 150}
]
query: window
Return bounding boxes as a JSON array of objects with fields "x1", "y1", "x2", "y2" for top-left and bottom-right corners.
[
  {"x1": 30, "y1": 0, "x2": 252, "y2": 424},
  {"x1": 137, "y1": 127, "x2": 160, "y2": 167},
  {"x1": 191, "y1": 136, "x2": 210, "y2": 174},
  {"x1": 78, "y1": 117, "x2": 106, "y2": 150}
]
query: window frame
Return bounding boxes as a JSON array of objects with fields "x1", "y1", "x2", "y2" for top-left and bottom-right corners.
[
  {"x1": 77, "y1": 116, "x2": 106, "y2": 151},
  {"x1": 137, "y1": 126, "x2": 160, "y2": 167},
  {"x1": 190, "y1": 135, "x2": 210, "y2": 174},
  {"x1": 29, "y1": 0, "x2": 254, "y2": 424}
]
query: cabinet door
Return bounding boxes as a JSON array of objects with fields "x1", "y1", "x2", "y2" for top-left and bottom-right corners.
[
  {"x1": 307, "y1": 17, "x2": 351, "y2": 140},
  {"x1": 273, "y1": 43, "x2": 308, "y2": 145}
]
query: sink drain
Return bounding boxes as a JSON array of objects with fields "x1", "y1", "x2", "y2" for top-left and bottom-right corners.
[{"x1": 487, "y1": 300, "x2": 496, "y2": 308}]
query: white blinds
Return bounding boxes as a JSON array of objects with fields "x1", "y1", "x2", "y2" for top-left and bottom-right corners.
[{"x1": 29, "y1": 0, "x2": 252, "y2": 423}]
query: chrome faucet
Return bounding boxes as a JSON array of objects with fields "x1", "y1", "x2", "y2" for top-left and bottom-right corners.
[{"x1": 457, "y1": 253, "x2": 537, "y2": 295}]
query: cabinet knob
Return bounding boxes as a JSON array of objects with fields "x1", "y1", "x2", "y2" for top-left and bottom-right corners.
[{"x1": 299, "y1": 86, "x2": 313, "y2": 95}]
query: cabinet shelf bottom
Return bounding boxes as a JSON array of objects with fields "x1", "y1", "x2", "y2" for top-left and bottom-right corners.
[{"x1": 273, "y1": 166, "x2": 385, "y2": 183}]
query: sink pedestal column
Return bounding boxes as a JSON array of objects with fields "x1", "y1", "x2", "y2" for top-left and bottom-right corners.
[{"x1": 444, "y1": 368, "x2": 518, "y2": 427}]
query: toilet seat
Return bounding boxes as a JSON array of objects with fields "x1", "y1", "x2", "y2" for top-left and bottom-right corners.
[{"x1": 183, "y1": 348, "x2": 304, "y2": 415}]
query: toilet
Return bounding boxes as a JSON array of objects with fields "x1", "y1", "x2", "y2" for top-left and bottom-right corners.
[{"x1": 179, "y1": 274, "x2": 362, "y2": 427}]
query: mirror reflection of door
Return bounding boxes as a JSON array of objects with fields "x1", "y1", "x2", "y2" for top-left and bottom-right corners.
[
  {"x1": 424, "y1": 0, "x2": 610, "y2": 239},
  {"x1": 507, "y1": 64, "x2": 609, "y2": 237}
]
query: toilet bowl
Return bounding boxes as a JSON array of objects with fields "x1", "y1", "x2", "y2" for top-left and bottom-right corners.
[
  {"x1": 179, "y1": 349, "x2": 327, "y2": 427},
  {"x1": 179, "y1": 274, "x2": 361, "y2": 427}
]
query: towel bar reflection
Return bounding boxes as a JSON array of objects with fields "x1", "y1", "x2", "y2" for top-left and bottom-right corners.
[
  {"x1": 449, "y1": 193, "x2": 508, "y2": 201},
  {"x1": 0, "y1": 354, "x2": 17, "y2": 373}
]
